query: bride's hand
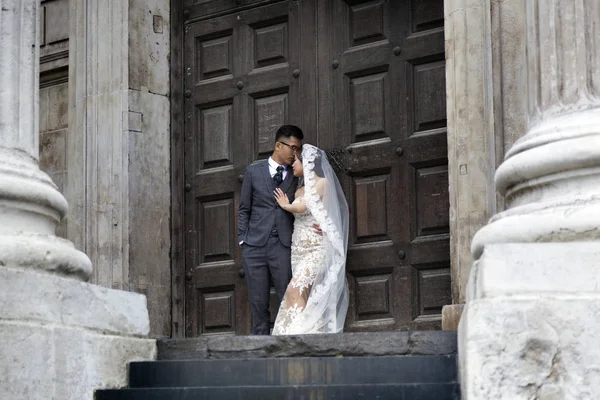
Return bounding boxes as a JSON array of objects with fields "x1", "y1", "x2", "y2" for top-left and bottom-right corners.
[{"x1": 274, "y1": 188, "x2": 290, "y2": 210}]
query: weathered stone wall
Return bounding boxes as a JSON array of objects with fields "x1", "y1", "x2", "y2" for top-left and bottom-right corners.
[
  {"x1": 126, "y1": 0, "x2": 171, "y2": 337},
  {"x1": 445, "y1": 0, "x2": 497, "y2": 310},
  {"x1": 39, "y1": 82, "x2": 69, "y2": 238},
  {"x1": 38, "y1": 0, "x2": 71, "y2": 238},
  {"x1": 36, "y1": 0, "x2": 172, "y2": 337}
]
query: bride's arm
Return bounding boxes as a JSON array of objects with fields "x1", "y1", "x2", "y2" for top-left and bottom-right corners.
[{"x1": 274, "y1": 188, "x2": 307, "y2": 213}]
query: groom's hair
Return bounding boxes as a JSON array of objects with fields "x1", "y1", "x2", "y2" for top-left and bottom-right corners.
[{"x1": 275, "y1": 125, "x2": 304, "y2": 142}]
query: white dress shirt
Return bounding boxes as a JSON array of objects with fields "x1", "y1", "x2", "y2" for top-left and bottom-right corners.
[{"x1": 268, "y1": 157, "x2": 288, "y2": 180}]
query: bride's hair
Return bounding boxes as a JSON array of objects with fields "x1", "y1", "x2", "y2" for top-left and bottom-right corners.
[
  {"x1": 312, "y1": 162, "x2": 325, "y2": 178},
  {"x1": 295, "y1": 150, "x2": 325, "y2": 191}
]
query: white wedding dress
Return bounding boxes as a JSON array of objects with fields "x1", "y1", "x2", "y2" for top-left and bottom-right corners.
[{"x1": 272, "y1": 144, "x2": 349, "y2": 335}]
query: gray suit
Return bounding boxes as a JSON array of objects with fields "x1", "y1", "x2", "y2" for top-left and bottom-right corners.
[{"x1": 238, "y1": 160, "x2": 297, "y2": 334}]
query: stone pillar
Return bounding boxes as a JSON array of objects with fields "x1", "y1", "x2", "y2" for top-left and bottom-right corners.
[
  {"x1": 68, "y1": 0, "x2": 171, "y2": 336},
  {"x1": 0, "y1": 0, "x2": 91, "y2": 279},
  {"x1": 443, "y1": 0, "x2": 498, "y2": 329},
  {"x1": 459, "y1": 1, "x2": 600, "y2": 398},
  {"x1": 0, "y1": 2, "x2": 155, "y2": 399}
]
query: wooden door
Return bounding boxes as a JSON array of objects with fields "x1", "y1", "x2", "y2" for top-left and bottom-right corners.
[
  {"x1": 177, "y1": 0, "x2": 449, "y2": 336},
  {"x1": 318, "y1": 0, "x2": 450, "y2": 331},
  {"x1": 182, "y1": 0, "x2": 316, "y2": 336}
]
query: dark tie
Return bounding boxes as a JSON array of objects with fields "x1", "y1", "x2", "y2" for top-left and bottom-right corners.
[{"x1": 273, "y1": 165, "x2": 284, "y2": 186}]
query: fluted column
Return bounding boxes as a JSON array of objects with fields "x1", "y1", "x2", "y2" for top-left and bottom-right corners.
[
  {"x1": 471, "y1": 0, "x2": 600, "y2": 256},
  {"x1": 0, "y1": 0, "x2": 38, "y2": 156},
  {"x1": 0, "y1": 0, "x2": 91, "y2": 279},
  {"x1": 460, "y1": 1, "x2": 600, "y2": 398}
]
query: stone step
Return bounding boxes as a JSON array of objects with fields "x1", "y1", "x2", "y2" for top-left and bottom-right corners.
[
  {"x1": 128, "y1": 355, "x2": 457, "y2": 388},
  {"x1": 95, "y1": 383, "x2": 461, "y2": 400},
  {"x1": 157, "y1": 331, "x2": 457, "y2": 360}
]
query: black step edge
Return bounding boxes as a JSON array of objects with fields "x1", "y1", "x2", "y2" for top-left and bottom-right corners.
[
  {"x1": 96, "y1": 382, "x2": 461, "y2": 400},
  {"x1": 129, "y1": 355, "x2": 458, "y2": 388}
]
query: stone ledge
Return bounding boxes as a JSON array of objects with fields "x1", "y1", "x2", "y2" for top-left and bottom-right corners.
[
  {"x1": 0, "y1": 266, "x2": 150, "y2": 336},
  {"x1": 0, "y1": 321, "x2": 156, "y2": 400},
  {"x1": 158, "y1": 331, "x2": 457, "y2": 360},
  {"x1": 475, "y1": 242, "x2": 600, "y2": 298}
]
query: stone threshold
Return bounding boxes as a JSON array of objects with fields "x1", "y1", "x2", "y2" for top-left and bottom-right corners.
[{"x1": 157, "y1": 330, "x2": 457, "y2": 360}]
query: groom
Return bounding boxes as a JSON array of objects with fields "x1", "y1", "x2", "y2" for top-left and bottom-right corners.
[{"x1": 238, "y1": 125, "x2": 303, "y2": 335}]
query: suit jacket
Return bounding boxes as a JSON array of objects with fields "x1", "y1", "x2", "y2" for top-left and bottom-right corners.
[{"x1": 238, "y1": 160, "x2": 298, "y2": 247}]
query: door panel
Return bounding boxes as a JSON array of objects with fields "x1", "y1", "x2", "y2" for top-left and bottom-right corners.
[
  {"x1": 320, "y1": 0, "x2": 449, "y2": 331},
  {"x1": 182, "y1": 0, "x2": 277, "y2": 20},
  {"x1": 183, "y1": 0, "x2": 316, "y2": 336}
]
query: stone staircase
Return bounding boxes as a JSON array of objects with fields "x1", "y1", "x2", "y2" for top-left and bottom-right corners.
[{"x1": 95, "y1": 331, "x2": 460, "y2": 400}]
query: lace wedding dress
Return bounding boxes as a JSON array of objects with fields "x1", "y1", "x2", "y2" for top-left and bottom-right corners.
[
  {"x1": 272, "y1": 144, "x2": 349, "y2": 335},
  {"x1": 272, "y1": 196, "x2": 327, "y2": 334}
]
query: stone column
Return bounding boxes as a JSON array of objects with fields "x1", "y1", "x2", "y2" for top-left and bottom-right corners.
[
  {"x1": 443, "y1": 0, "x2": 498, "y2": 329},
  {"x1": 0, "y1": 0, "x2": 91, "y2": 278},
  {"x1": 460, "y1": 1, "x2": 600, "y2": 398},
  {"x1": 0, "y1": 2, "x2": 155, "y2": 399}
]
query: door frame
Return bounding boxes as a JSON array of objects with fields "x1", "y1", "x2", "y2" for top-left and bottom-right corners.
[
  {"x1": 169, "y1": 0, "x2": 475, "y2": 338},
  {"x1": 170, "y1": 0, "x2": 185, "y2": 338}
]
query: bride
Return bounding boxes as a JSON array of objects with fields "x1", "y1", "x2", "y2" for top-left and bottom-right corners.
[{"x1": 271, "y1": 144, "x2": 349, "y2": 334}]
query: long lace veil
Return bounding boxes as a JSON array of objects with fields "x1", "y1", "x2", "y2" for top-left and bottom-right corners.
[{"x1": 296, "y1": 144, "x2": 349, "y2": 333}]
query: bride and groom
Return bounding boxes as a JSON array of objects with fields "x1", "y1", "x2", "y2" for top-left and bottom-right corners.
[{"x1": 238, "y1": 125, "x2": 349, "y2": 335}]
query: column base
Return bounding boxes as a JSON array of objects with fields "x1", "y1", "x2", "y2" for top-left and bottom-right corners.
[
  {"x1": 0, "y1": 266, "x2": 156, "y2": 400},
  {"x1": 0, "y1": 233, "x2": 92, "y2": 279},
  {"x1": 459, "y1": 242, "x2": 600, "y2": 399},
  {"x1": 0, "y1": 148, "x2": 92, "y2": 279}
]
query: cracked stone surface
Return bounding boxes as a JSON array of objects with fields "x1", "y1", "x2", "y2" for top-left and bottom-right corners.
[
  {"x1": 157, "y1": 331, "x2": 457, "y2": 360},
  {"x1": 460, "y1": 243, "x2": 600, "y2": 399},
  {"x1": 461, "y1": 298, "x2": 600, "y2": 399}
]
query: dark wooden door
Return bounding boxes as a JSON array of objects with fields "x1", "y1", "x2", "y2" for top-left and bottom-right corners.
[
  {"x1": 179, "y1": 0, "x2": 449, "y2": 336},
  {"x1": 182, "y1": 0, "x2": 316, "y2": 335},
  {"x1": 318, "y1": 0, "x2": 450, "y2": 331}
]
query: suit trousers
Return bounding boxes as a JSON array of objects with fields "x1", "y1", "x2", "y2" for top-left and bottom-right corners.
[{"x1": 242, "y1": 236, "x2": 292, "y2": 335}]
